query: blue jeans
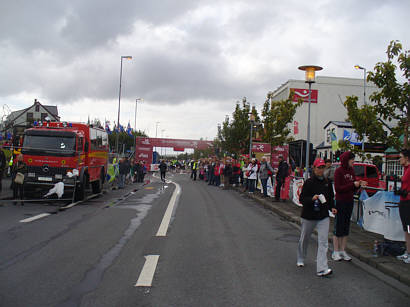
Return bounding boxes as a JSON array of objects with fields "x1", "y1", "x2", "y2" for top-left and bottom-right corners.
[
  {"x1": 214, "y1": 175, "x2": 220, "y2": 186},
  {"x1": 261, "y1": 178, "x2": 268, "y2": 196},
  {"x1": 119, "y1": 174, "x2": 126, "y2": 188}
]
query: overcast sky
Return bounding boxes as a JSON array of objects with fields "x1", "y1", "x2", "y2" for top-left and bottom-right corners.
[{"x1": 0, "y1": 0, "x2": 408, "y2": 141}]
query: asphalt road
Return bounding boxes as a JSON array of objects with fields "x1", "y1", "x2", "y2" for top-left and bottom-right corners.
[{"x1": 0, "y1": 172, "x2": 409, "y2": 307}]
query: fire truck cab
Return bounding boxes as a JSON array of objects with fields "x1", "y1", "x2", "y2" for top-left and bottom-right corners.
[{"x1": 22, "y1": 121, "x2": 108, "y2": 200}]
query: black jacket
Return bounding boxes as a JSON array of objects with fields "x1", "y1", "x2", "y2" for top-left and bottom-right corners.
[
  {"x1": 159, "y1": 162, "x2": 167, "y2": 172},
  {"x1": 119, "y1": 160, "x2": 130, "y2": 175},
  {"x1": 300, "y1": 175, "x2": 335, "y2": 220},
  {"x1": 223, "y1": 164, "x2": 232, "y2": 176},
  {"x1": 276, "y1": 161, "x2": 289, "y2": 180},
  {"x1": 0, "y1": 150, "x2": 6, "y2": 170}
]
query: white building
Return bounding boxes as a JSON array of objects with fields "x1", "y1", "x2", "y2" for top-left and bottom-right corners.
[{"x1": 270, "y1": 76, "x2": 378, "y2": 147}]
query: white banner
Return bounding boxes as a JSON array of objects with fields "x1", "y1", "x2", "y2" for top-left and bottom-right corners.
[
  {"x1": 362, "y1": 191, "x2": 404, "y2": 241},
  {"x1": 292, "y1": 179, "x2": 304, "y2": 207}
]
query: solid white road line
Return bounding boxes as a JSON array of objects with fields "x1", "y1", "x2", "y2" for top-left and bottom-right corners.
[
  {"x1": 156, "y1": 181, "x2": 181, "y2": 236},
  {"x1": 135, "y1": 255, "x2": 160, "y2": 287},
  {"x1": 19, "y1": 213, "x2": 51, "y2": 223}
]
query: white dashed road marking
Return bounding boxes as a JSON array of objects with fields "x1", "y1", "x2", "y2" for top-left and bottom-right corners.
[
  {"x1": 19, "y1": 213, "x2": 51, "y2": 223},
  {"x1": 135, "y1": 255, "x2": 160, "y2": 287}
]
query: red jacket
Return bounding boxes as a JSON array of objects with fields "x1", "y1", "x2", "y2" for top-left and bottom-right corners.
[
  {"x1": 401, "y1": 165, "x2": 410, "y2": 202},
  {"x1": 334, "y1": 151, "x2": 357, "y2": 202},
  {"x1": 214, "y1": 165, "x2": 221, "y2": 176}
]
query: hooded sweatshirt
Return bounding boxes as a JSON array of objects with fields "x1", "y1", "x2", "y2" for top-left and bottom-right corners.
[
  {"x1": 334, "y1": 151, "x2": 357, "y2": 202},
  {"x1": 401, "y1": 165, "x2": 410, "y2": 202}
]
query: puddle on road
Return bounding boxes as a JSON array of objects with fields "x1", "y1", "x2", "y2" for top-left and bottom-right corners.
[{"x1": 58, "y1": 190, "x2": 161, "y2": 307}]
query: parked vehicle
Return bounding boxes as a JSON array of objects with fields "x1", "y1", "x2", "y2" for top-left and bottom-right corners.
[
  {"x1": 21, "y1": 121, "x2": 108, "y2": 200},
  {"x1": 332, "y1": 162, "x2": 381, "y2": 194}
]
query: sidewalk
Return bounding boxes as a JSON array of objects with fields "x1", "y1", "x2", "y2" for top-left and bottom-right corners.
[{"x1": 232, "y1": 186, "x2": 410, "y2": 287}]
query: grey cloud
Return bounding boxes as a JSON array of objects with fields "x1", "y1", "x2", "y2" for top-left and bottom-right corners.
[{"x1": 0, "y1": 0, "x2": 408, "y2": 110}]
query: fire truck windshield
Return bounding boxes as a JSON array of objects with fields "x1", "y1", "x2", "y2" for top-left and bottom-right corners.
[{"x1": 22, "y1": 130, "x2": 77, "y2": 156}]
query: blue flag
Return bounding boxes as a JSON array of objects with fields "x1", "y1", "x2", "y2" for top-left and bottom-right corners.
[
  {"x1": 105, "y1": 123, "x2": 111, "y2": 134},
  {"x1": 127, "y1": 122, "x2": 133, "y2": 136},
  {"x1": 343, "y1": 130, "x2": 362, "y2": 146},
  {"x1": 119, "y1": 124, "x2": 125, "y2": 133}
]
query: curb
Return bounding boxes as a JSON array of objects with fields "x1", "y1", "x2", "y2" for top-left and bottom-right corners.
[{"x1": 233, "y1": 187, "x2": 410, "y2": 288}]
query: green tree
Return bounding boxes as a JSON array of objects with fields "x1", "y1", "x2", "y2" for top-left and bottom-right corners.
[
  {"x1": 217, "y1": 97, "x2": 256, "y2": 155},
  {"x1": 261, "y1": 91, "x2": 302, "y2": 147},
  {"x1": 108, "y1": 131, "x2": 147, "y2": 153},
  {"x1": 344, "y1": 40, "x2": 409, "y2": 150}
]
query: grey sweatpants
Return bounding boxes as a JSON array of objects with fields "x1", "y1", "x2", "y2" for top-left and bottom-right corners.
[{"x1": 297, "y1": 217, "x2": 330, "y2": 273}]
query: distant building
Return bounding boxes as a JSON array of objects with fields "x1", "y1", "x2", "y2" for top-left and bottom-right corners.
[
  {"x1": 3, "y1": 99, "x2": 60, "y2": 138},
  {"x1": 317, "y1": 121, "x2": 356, "y2": 160},
  {"x1": 269, "y1": 76, "x2": 378, "y2": 147}
]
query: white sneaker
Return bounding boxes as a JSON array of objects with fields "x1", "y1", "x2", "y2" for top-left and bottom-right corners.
[
  {"x1": 296, "y1": 261, "x2": 304, "y2": 267},
  {"x1": 317, "y1": 268, "x2": 333, "y2": 277},
  {"x1": 403, "y1": 257, "x2": 410, "y2": 264},
  {"x1": 340, "y1": 251, "x2": 352, "y2": 262},
  {"x1": 332, "y1": 251, "x2": 342, "y2": 261},
  {"x1": 396, "y1": 252, "x2": 408, "y2": 261}
]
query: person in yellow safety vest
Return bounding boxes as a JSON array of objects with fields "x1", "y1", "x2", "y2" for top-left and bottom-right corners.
[{"x1": 191, "y1": 160, "x2": 198, "y2": 181}]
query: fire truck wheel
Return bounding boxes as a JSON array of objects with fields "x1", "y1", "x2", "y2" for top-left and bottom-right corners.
[{"x1": 91, "y1": 177, "x2": 102, "y2": 194}]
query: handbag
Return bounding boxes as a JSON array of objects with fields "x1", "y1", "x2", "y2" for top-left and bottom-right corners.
[{"x1": 14, "y1": 172, "x2": 24, "y2": 185}]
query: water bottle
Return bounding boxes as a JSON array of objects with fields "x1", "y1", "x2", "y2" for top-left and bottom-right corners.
[{"x1": 313, "y1": 199, "x2": 320, "y2": 212}]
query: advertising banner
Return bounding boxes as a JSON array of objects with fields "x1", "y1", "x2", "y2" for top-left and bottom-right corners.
[
  {"x1": 343, "y1": 130, "x2": 362, "y2": 146},
  {"x1": 361, "y1": 191, "x2": 404, "y2": 241},
  {"x1": 135, "y1": 146, "x2": 153, "y2": 164},
  {"x1": 150, "y1": 164, "x2": 159, "y2": 172},
  {"x1": 271, "y1": 145, "x2": 289, "y2": 169},
  {"x1": 252, "y1": 142, "x2": 271, "y2": 153},
  {"x1": 291, "y1": 88, "x2": 318, "y2": 103},
  {"x1": 294, "y1": 121, "x2": 299, "y2": 135},
  {"x1": 292, "y1": 178, "x2": 304, "y2": 207}
]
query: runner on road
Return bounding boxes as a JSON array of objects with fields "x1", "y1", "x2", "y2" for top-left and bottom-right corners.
[{"x1": 159, "y1": 159, "x2": 167, "y2": 182}]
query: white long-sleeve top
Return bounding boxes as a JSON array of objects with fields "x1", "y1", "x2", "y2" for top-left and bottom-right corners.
[{"x1": 247, "y1": 163, "x2": 258, "y2": 180}]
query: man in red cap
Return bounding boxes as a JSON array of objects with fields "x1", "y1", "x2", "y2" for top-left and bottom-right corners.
[{"x1": 297, "y1": 158, "x2": 337, "y2": 276}]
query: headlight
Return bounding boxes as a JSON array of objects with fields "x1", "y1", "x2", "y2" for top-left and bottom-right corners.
[
  {"x1": 28, "y1": 173, "x2": 36, "y2": 178},
  {"x1": 55, "y1": 174, "x2": 63, "y2": 179}
]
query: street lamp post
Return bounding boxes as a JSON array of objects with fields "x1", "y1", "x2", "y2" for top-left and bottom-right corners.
[
  {"x1": 116, "y1": 55, "x2": 132, "y2": 155},
  {"x1": 161, "y1": 129, "x2": 165, "y2": 157},
  {"x1": 354, "y1": 65, "x2": 367, "y2": 105},
  {"x1": 298, "y1": 65, "x2": 323, "y2": 179},
  {"x1": 154, "y1": 122, "x2": 160, "y2": 159},
  {"x1": 249, "y1": 114, "x2": 255, "y2": 158},
  {"x1": 134, "y1": 98, "x2": 143, "y2": 156},
  {"x1": 355, "y1": 65, "x2": 367, "y2": 152}
]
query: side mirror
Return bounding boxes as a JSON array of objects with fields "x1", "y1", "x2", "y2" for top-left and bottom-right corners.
[{"x1": 84, "y1": 142, "x2": 89, "y2": 152}]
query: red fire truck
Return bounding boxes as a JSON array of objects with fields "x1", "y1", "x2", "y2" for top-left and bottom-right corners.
[{"x1": 21, "y1": 121, "x2": 108, "y2": 200}]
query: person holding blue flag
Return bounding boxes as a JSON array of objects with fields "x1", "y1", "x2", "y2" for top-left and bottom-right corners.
[{"x1": 396, "y1": 149, "x2": 410, "y2": 264}]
